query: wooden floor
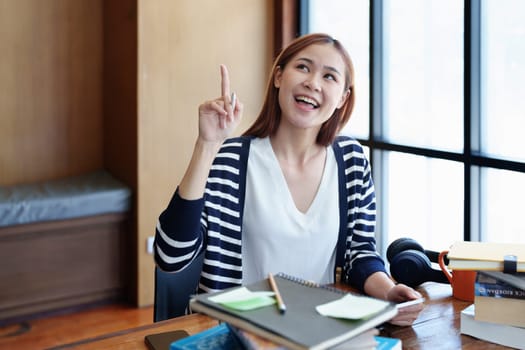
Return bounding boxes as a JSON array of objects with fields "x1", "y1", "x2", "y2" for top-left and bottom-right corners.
[{"x1": 0, "y1": 303, "x2": 154, "y2": 349}]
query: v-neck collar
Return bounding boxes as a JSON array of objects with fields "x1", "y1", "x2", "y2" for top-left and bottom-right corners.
[{"x1": 262, "y1": 137, "x2": 333, "y2": 217}]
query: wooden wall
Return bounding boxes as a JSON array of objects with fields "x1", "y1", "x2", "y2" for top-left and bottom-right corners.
[
  {"x1": 103, "y1": 0, "x2": 139, "y2": 305},
  {"x1": 0, "y1": 0, "x2": 104, "y2": 185},
  {"x1": 0, "y1": 0, "x2": 273, "y2": 307},
  {"x1": 137, "y1": 0, "x2": 273, "y2": 306}
]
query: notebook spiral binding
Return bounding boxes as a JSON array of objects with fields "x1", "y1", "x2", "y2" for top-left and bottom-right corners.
[{"x1": 275, "y1": 272, "x2": 349, "y2": 295}]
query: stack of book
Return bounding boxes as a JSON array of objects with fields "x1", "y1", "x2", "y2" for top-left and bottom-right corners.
[
  {"x1": 159, "y1": 323, "x2": 402, "y2": 350},
  {"x1": 447, "y1": 241, "x2": 525, "y2": 349},
  {"x1": 183, "y1": 273, "x2": 402, "y2": 350}
]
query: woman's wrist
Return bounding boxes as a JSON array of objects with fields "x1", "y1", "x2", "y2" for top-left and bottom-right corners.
[
  {"x1": 364, "y1": 271, "x2": 396, "y2": 300},
  {"x1": 179, "y1": 139, "x2": 222, "y2": 200},
  {"x1": 194, "y1": 138, "x2": 223, "y2": 159}
]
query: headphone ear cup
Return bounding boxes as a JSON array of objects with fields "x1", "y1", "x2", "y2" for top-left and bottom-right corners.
[
  {"x1": 389, "y1": 249, "x2": 449, "y2": 287},
  {"x1": 387, "y1": 237, "x2": 425, "y2": 263}
]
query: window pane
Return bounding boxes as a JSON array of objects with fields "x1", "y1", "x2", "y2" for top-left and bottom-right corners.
[
  {"x1": 384, "y1": 0, "x2": 463, "y2": 151},
  {"x1": 385, "y1": 152, "x2": 463, "y2": 252},
  {"x1": 481, "y1": 0, "x2": 525, "y2": 162},
  {"x1": 481, "y1": 168, "x2": 525, "y2": 243},
  {"x1": 308, "y1": 0, "x2": 369, "y2": 139}
]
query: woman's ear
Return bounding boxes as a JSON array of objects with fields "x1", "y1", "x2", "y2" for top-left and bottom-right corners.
[
  {"x1": 273, "y1": 66, "x2": 283, "y2": 88},
  {"x1": 337, "y1": 88, "x2": 351, "y2": 109}
]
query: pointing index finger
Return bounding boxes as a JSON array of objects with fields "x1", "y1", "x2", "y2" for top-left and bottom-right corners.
[{"x1": 220, "y1": 64, "x2": 231, "y2": 98}]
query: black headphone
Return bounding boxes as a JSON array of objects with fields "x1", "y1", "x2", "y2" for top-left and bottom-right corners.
[{"x1": 387, "y1": 237, "x2": 449, "y2": 287}]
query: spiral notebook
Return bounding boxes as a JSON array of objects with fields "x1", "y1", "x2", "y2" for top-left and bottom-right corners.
[{"x1": 189, "y1": 273, "x2": 397, "y2": 350}]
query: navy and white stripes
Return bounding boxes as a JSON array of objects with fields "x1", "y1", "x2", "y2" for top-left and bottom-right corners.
[{"x1": 155, "y1": 135, "x2": 386, "y2": 294}]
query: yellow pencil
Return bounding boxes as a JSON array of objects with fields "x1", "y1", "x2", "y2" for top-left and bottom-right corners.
[{"x1": 268, "y1": 273, "x2": 287, "y2": 314}]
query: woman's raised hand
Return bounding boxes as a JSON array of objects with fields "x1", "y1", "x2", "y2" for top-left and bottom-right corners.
[
  {"x1": 197, "y1": 64, "x2": 243, "y2": 144},
  {"x1": 179, "y1": 65, "x2": 243, "y2": 200}
]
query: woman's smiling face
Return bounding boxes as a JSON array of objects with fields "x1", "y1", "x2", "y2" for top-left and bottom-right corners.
[{"x1": 273, "y1": 43, "x2": 350, "y2": 132}]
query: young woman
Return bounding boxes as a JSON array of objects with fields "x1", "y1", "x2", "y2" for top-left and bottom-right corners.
[{"x1": 155, "y1": 33, "x2": 423, "y2": 325}]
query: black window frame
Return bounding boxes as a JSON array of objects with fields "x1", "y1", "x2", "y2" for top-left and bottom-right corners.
[{"x1": 300, "y1": 0, "x2": 525, "y2": 243}]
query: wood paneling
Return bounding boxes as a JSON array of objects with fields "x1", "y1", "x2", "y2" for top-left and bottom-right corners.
[
  {"x1": 0, "y1": 0, "x2": 273, "y2": 308},
  {"x1": 103, "y1": 0, "x2": 139, "y2": 304},
  {"x1": 136, "y1": 0, "x2": 273, "y2": 306},
  {"x1": 274, "y1": 0, "x2": 300, "y2": 57},
  {"x1": 0, "y1": 0, "x2": 104, "y2": 185},
  {"x1": 0, "y1": 213, "x2": 129, "y2": 321},
  {"x1": 103, "y1": 0, "x2": 138, "y2": 188}
]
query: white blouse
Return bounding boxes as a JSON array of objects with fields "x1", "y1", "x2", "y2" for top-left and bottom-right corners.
[{"x1": 242, "y1": 137, "x2": 339, "y2": 285}]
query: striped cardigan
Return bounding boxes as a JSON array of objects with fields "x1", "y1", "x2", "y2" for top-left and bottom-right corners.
[{"x1": 155, "y1": 135, "x2": 386, "y2": 293}]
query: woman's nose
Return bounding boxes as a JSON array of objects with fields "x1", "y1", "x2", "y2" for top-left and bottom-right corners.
[{"x1": 303, "y1": 74, "x2": 322, "y2": 91}]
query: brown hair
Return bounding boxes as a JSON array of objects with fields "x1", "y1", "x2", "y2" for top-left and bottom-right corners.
[{"x1": 243, "y1": 33, "x2": 355, "y2": 146}]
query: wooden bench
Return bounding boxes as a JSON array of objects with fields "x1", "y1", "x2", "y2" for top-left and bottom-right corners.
[{"x1": 0, "y1": 171, "x2": 132, "y2": 325}]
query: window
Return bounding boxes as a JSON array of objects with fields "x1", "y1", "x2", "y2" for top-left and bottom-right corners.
[
  {"x1": 481, "y1": 0, "x2": 525, "y2": 163},
  {"x1": 383, "y1": 0, "x2": 463, "y2": 152},
  {"x1": 305, "y1": 0, "x2": 525, "y2": 254},
  {"x1": 307, "y1": 0, "x2": 369, "y2": 139}
]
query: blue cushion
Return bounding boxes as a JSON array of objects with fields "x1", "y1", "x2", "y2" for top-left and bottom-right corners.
[{"x1": 0, "y1": 170, "x2": 132, "y2": 227}]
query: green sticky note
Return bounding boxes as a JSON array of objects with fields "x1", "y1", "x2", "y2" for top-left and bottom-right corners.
[
  {"x1": 316, "y1": 294, "x2": 390, "y2": 319},
  {"x1": 221, "y1": 295, "x2": 276, "y2": 311},
  {"x1": 208, "y1": 287, "x2": 276, "y2": 311}
]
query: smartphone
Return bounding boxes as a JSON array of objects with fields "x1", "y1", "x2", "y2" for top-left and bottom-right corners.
[{"x1": 144, "y1": 330, "x2": 190, "y2": 350}]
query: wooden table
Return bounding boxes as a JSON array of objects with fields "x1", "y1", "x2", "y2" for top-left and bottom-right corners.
[{"x1": 53, "y1": 282, "x2": 512, "y2": 349}]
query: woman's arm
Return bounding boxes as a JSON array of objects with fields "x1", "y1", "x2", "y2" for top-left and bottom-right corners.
[
  {"x1": 155, "y1": 65, "x2": 243, "y2": 271},
  {"x1": 178, "y1": 139, "x2": 223, "y2": 200},
  {"x1": 154, "y1": 189, "x2": 206, "y2": 272},
  {"x1": 179, "y1": 64, "x2": 243, "y2": 200},
  {"x1": 341, "y1": 141, "x2": 424, "y2": 325}
]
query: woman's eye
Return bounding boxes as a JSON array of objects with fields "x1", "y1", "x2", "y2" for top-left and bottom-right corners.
[
  {"x1": 325, "y1": 73, "x2": 337, "y2": 81},
  {"x1": 296, "y1": 64, "x2": 309, "y2": 72}
]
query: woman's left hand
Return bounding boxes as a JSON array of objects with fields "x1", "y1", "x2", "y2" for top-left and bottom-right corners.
[{"x1": 386, "y1": 284, "x2": 425, "y2": 326}]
